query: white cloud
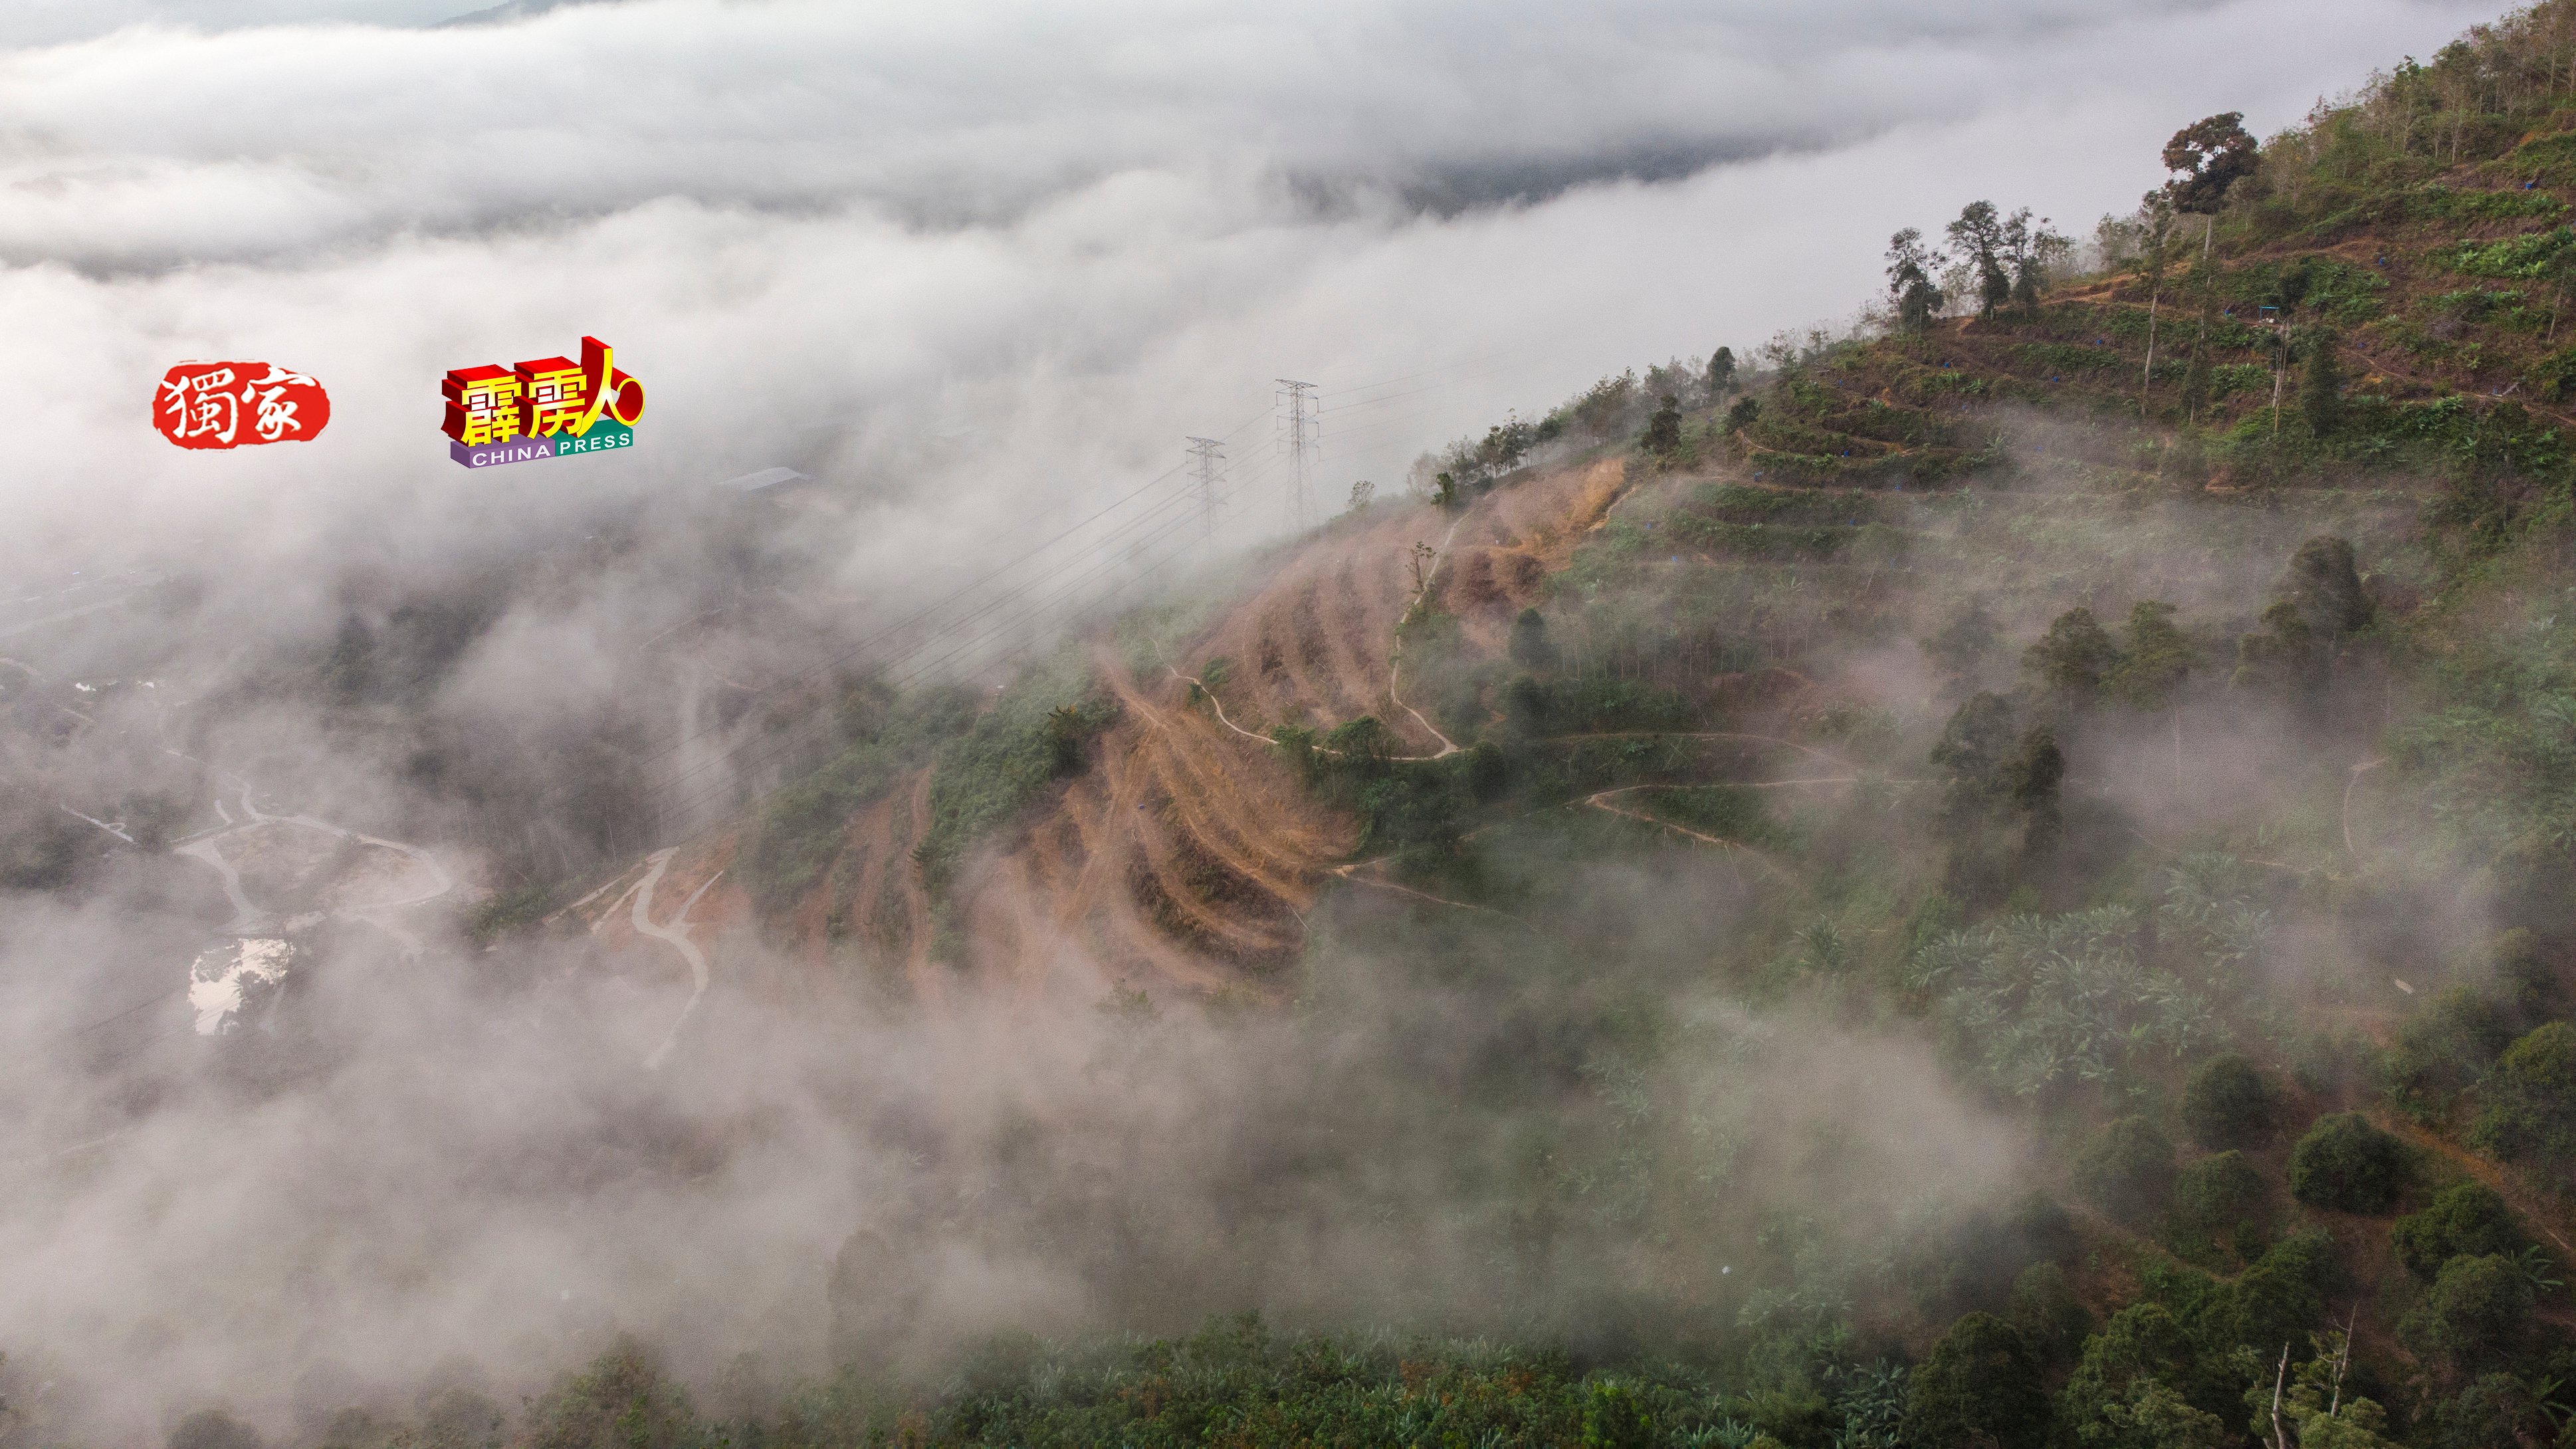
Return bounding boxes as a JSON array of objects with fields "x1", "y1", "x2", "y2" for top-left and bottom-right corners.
[{"x1": 0, "y1": 0, "x2": 2498, "y2": 594}]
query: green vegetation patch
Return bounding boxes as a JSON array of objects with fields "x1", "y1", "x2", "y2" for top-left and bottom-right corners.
[
  {"x1": 2438, "y1": 225, "x2": 2576, "y2": 279},
  {"x1": 742, "y1": 684, "x2": 978, "y2": 914},
  {"x1": 917, "y1": 651, "x2": 1117, "y2": 892}
]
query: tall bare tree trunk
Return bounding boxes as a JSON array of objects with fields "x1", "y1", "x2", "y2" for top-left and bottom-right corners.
[
  {"x1": 2142, "y1": 291, "x2": 2161, "y2": 404},
  {"x1": 2270, "y1": 1346, "x2": 2292, "y2": 1449}
]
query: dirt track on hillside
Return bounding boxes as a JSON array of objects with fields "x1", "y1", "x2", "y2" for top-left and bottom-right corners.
[
  {"x1": 728, "y1": 458, "x2": 1631, "y2": 1004},
  {"x1": 934, "y1": 459, "x2": 1630, "y2": 1001}
]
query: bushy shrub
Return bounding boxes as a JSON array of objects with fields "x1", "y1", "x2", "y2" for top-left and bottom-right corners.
[
  {"x1": 2389, "y1": 1182, "x2": 2527, "y2": 1280},
  {"x1": 2181, "y1": 1054, "x2": 2276, "y2": 1149},
  {"x1": 2381, "y1": 986, "x2": 2515, "y2": 1119},
  {"x1": 2213, "y1": 1230, "x2": 2339, "y2": 1358},
  {"x1": 2074, "y1": 1117, "x2": 2178, "y2": 1228},
  {"x1": 2007, "y1": 1262, "x2": 2091, "y2": 1366},
  {"x1": 1901, "y1": 1313, "x2": 2052, "y2": 1449},
  {"x1": 168, "y1": 1412, "x2": 263, "y2": 1449},
  {"x1": 2430, "y1": 1373, "x2": 2547, "y2": 1449},
  {"x1": 2470, "y1": 1021, "x2": 2576, "y2": 1167},
  {"x1": 2288, "y1": 1113, "x2": 2406, "y2": 1214},
  {"x1": 2169, "y1": 1150, "x2": 2265, "y2": 1252},
  {"x1": 518, "y1": 1341, "x2": 702, "y2": 1449},
  {"x1": 2401, "y1": 1254, "x2": 2533, "y2": 1375},
  {"x1": 2058, "y1": 1303, "x2": 2207, "y2": 1442}
]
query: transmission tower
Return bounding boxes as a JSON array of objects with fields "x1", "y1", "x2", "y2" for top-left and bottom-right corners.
[
  {"x1": 1275, "y1": 379, "x2": 1319, "y2": 530},
  {"x1": 1185, "y1": 435, "x2": 1226, "y2": 546}
]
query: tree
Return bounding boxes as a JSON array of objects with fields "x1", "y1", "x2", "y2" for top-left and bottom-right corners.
[
  {"x1": 2107, "y1": 601, "x2": 2194, "y2": 711},
  {"x1": 2060, "y1": 1303, "x2": 2208, "y2": 1444},
  {"x1": 2232, "y1": 601, "x2": 2319, "y2": 698},
  {"x1": 2161, "y1": 112, "x2": 2258, "y2": 254},
  {"x1": 2026, "y1": 606, "x2": 2122, "y2": 711},
  {"x1": 2238, "y1": 537, "x2": 2371, "y2": 698},
  {"x1": 169, "y1": 1412, "x2": 263, "y2": 1449},
  {"x1": 1901, "y1": 1313, "x2": 2054, "y2": 1449},
  {"x1": 2000, "y1": 726, "x2": 2066, "y2": 849},
  {"x1": 1641, "y1": 393, "x2": 1683, "y2": 454},
  {"x1": 2401, "y1": 1254, "x2": 2533, "y2": 1374},
  {"x1": 2181, "y1": 1053, "x2": 2275, "y2": 1149},
  {"x1": 1931, "y1": 691, "x2": 2019, "y2": 816},
  {"x1": 2178, "y1": 304, "x2": 2214, "y2": 423},
  {"x1": 1346, "y1": 478, "x2": 1375, "y2": 513},
  {"x1": 2433, "y1": 1374, "x2": 2549, "y2": 1449},
  {"x1": 1043, "y1": 704, "x2": 1096, "y2": 776},
  {"x1": 2074, "y1": 1117, "x2": 2177, "y2": 1228},
  {"x1": 2289, "y1": 1398, "x2": 2402, "y2": 1448},
  {"x1": 2083, "y1": 1379, "x2": 2231, "y2": 1449},
  {"x1": 2267, "y1": 1332, "x2": 2403, "y2": 1449},
  {"x1": 1923, "y1": 602, "x2": 2000, "y2": 683},
  {"x1": 2002, "y1": 209, "x2": 2073, "y2": 318},
  {"x1": 2298, "y1": 326, "x2": 2344, "y2": 437},
  {"x1": 2288, "y1": 1113, "x2": 2405, "y2": 1214},
  {"x1": 1725, "y1": 395, "x2": 1760, "y2": 433},
  {"x1": 519, "y1": 1343, "x2": 703, "y2": 1449},
  {"x1": 2136, "y1": 191, "x2": 2181, "y2": 405},
  {"x1": 2389, "y1": 1182, "x2": 2527, "y2": 1280},
  {"x1": 2282, "y1": 536, "x2": 2373, "y2": 643},
  {"x1": 1708, "y1": 346, "x2": 1737, "y2": 396},
  {"x1": 1887, "y1": 227, "x2": 1947, "y2": 332},
  {"x1": 1507, "y1": 607, "x2": 1557, "y2": 671},
  {"x1": 2470, "y1": 1020, "x2": 2576, "y2": 1165},
  {"x1": 2383, "y1": 984, "x2": 2514, "y2": 1117},
  {"x1": 2170, "y1": 1150, "x2": 2266, "y2": 1252},
  {"x1": 2009, "y1": 1262, "x2": 2093, "y2": 1367},
  {"x1": 1501, "y1": 674, "x2": 1549, "y2": 735},
  {"x1": 1947, "y1": 201, "x2": 2014, "y2": 320},
  {"x1": 2215, "y1": 1231, "x2": 2339, "y2": 1360}
]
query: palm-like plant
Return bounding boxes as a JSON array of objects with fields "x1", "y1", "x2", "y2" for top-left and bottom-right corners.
[{"x1": 2514, "y1": 1242, "x2": 2565, "y2": 1293}]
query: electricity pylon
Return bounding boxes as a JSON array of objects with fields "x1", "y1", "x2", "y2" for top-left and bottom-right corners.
[{"x1": 1275, "y1": 379, "x2": 1319, "y2": 530}]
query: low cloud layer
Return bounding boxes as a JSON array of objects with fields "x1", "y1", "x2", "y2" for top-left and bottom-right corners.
[
  {"x1": 0, "y1": 0, "x2": 2432, "y2": 267},
  {"x1": 0, "y1": 0, "x2": 2494, "y2": 602}
]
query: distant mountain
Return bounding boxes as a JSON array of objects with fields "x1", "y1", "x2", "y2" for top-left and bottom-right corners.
[{"x1": 433, "y1": 0, "x2": 611, "y2": 27}]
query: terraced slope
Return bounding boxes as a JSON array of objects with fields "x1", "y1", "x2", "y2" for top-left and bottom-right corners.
[{"x1": 945, "y1": 460, "x2": 1631, "y2": 1002}]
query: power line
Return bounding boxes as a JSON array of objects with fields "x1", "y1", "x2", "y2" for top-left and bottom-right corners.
[
  {"x1": 644, "y1": 468, "x2": 1212, "y2": 816},
  {"x1": 649, "y1": 489, "x2": 1218, "y2": 837},
  {"x1": 638, "y1": 346, "x2": 1542, "y2": 784},
  {"x1": 634, "y1": 405, "x2": 1271, "y2": 774},
  {"x1": 1315, "y1": 343, "x2": 1562, "y2": 402},
  {"x1": 643, "y1": 438, "x2": 1239, "y2": 834},
  {"x1": 1315, "y1": 355, "x2": 1555, "y2": 416}
]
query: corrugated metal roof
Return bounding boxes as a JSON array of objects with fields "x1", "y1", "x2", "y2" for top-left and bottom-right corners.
[{"x1": 716, "y1": 467, "x2": 811, "y2": 493}]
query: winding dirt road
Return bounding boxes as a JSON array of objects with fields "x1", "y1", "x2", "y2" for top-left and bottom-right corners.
[
  {"x1": 174, "y1": 773, "x2": 458, "y2": 954},
  {"x1": 632, "y1": 847, "x2": 722, "y2": 1069}
]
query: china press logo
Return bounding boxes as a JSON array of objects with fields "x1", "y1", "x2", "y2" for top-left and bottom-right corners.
[
  {"x1": 156, "y1": 362, "x2": 331, "y2": 449},
  {"x1": 441, "y1": 336, "x2": 645, "y2": 468}
]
